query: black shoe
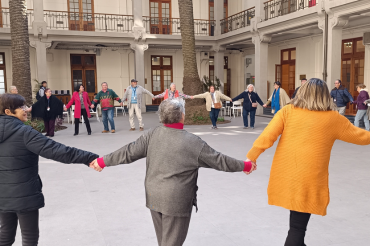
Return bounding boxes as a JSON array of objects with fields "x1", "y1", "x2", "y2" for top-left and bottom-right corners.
[
  {"x1": 74, "y1": 133, "x2": 78, "y2": 136},
  {"x1": 88, "y1": 132, "x2": 91, "y2": 135},
  {"x1": 45, "y1": 134, "x2": 49, "y2": 137}
]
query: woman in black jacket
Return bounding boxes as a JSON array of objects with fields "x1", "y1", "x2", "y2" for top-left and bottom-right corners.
[
  {"x1": 0, "y1": 93, "x2": 98, "y2": 246},
  {"x1": 31, "y1": 88, "x2": 64, "y2": 137},
  {"x1": 232, "y1": 84, "x2": 264, "y2": 129}
]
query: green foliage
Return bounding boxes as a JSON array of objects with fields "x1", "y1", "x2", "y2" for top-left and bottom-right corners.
[
  {"x1": 24, "y1": 119, "x2": 45, "y2": 133},
  {"x1": 217, "y1": 117, "x2": 225, "y2": 122},
  {"x1": 202, "y1": 76, "x2": 222, "y2": 92},
  {"x1": 33, "y1": 79, "x2": 41, "y2": 103},
  {"x1": 191, "y1": 111, "x2": 208, "y2": 123}
]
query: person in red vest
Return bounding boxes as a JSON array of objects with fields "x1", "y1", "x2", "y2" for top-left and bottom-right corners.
[{"x1": 153, "y1": 83, "x2": 192, "y2": 101}]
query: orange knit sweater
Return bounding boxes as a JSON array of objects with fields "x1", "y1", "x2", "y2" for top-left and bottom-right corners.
[{"x1": 247, "y1": 105, "x2": 370, "y2": 216}]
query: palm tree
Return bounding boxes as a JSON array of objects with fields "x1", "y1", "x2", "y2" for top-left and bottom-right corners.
[
  {"x1": 178, "y1": 0, "x2": 208, "y2": 123},
  {"x1": 9, "y1": 0, "x2": 32, "y2": 106}
]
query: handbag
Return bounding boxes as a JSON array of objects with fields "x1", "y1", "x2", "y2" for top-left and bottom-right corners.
[
  {"x1": 248, "y1": 93, "x2": 258, "y2": 108},
  {"x1": 211, "y1": 93, "x2": 222, "y2": 109}
]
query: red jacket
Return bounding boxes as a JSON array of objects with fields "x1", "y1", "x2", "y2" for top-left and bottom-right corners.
[
  {"x1": 66, "y1": 91, "x2": 92, "y2": 119},
  {"x1": 164, "y1": 89, "x2": 179, "y2": 99}
]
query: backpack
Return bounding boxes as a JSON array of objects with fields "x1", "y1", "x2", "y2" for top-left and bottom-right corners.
[{"x1": 339, "y1": 89, "x2": 350, "y2": 105}]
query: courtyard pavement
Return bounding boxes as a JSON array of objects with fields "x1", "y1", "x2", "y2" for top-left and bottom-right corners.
[{"x1": 13, "y1": 112, "x2": 370, "y2": 246}]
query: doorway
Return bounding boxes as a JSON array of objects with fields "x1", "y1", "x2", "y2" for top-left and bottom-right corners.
[
  {"x1": 280, "y1": 48, "x2": 296, "y2": 98},
  {"x1": 341, "y1": 38, "x2": 365, "y2": 115},
  {"x1": 68, "y1": 0, "x2": 95, "y2": 31},
  {"x1": 150, "y1": 0, "x2": 171, "y2": 34},
  {"x1": 70, "y1": 54, "x2": 97, "y2": 101},
  {"x1": 151, "y1": 56, "x2": 173, "y2": 105}
]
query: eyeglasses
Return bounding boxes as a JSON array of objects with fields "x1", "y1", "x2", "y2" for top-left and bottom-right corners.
[{"x1": 19, "y1": 106, "x2": 29, "y2": 111}]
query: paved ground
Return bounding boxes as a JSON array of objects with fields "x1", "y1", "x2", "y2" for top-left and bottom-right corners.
[{"x1": 13, "y1": 112, "x2": 370, "y2": 246}]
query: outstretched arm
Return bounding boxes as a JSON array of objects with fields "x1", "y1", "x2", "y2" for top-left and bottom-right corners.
[
  {"x1": 246, "y1": 106, "x2": 286, "y2": 162},
  {"x1": 337, "y1": 116, "x2": 370, "y2": 145},
  {"x1": 143, "y1": 88, "x2": 155, "y2": 98},
  {"x1": 24, "y1": 127, "x2": 98, "y2": 165},
  {"x1": 198, "y1": 142, "x2": 252, "y2": 173},
  {"x1": 154, "y1": 91, "x2": 165, "y2": 99}
]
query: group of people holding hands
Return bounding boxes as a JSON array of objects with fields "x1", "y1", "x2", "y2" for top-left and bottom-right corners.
[{"x1": 1, "y1": 78, "x2": 370, "y2": 246}]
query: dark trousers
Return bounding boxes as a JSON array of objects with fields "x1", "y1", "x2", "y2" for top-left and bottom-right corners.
[
  {"x1": 284, "y1": 210, "x2": 311, "y2": 246},
  {"x1": 243, "y1": 109, "x2": 256, "y2": 127},
  {"x1": 150, "y1": 210, "x2": 191, "y2": 246},
  {"x1": 43, "y1": 119, "x2": 55, "y2": 136},
  {"x1": 209, "y1": 108, "x2": 220, "y2": 127},
  {"x1": 74, "y1": 109, "x2": 91, "y2": 134},
  {"x1": 0, "y1": 210, "x2": 39, "y2": 246}
]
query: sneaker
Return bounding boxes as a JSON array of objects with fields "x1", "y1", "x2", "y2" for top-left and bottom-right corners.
[
  {"x1": 243, "y1": 127, "x2": 249, "y2": 129},
  {"x1": 251, "y1": 127, "x2": 255, "y2": 129},
  {"x1": 111, "y1": 130, "x2": 116, "y2": 133},
  {"x1": 74, "y1": 133, "x2": 78, "y2": 136},
  {"x1": 88, "y1": 132, "x2": 91, "y2": 135},
  {"x1": 102, "y1": 130, "x2": 109, "y2": 133},
  {"x1": 214, "y1": 126, "x2": 218, "y2": 129},
  {"x1": 211, "y1": 126, "x2": 215, "y2": 129},
  {"x1": 129, "y1": 128, "x2": 136, "y2": 131},
  {"x1": 140, "y1": 127, "x2": 144, "y2": 131}
]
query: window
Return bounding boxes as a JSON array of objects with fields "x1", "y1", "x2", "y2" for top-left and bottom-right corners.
[
  {"x1": 150, "y1": 0, "x2": 171, "y2": 34},
  {"x1": 0, "y1": 53, "x2": 6, "y2": 94},
  {"x1": 68, "y1": 0, "x2": 95, "y2": 31}
]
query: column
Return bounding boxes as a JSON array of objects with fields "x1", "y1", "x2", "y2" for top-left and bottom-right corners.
[
  {"x1": 30, "y1": 41, "x2": 51, "y2": 83},
  {"x1": 253, "y1": 34, "x2": 271, "y2": 115},
  {"x1": 214, "y1": 0, "x2": 224, "y2": 36},
  {"x1": 364, "y1": 43, "x2": 370, "y2": 89},
  {"x1": 132, "y1": 0, "x2": 146, "y2": 41},
  {"x1": 32, "y1": 0, "x2": 47, "y2": 38},
  {"x1": 130, "y1": 43, "x2": 148, "y2": 112},
  {"x1": 326, "y1": 16, "x2": 348, "y2": 89},
  {"x1": 213, "y1": 45, "x2": 225, "y2": 92}
]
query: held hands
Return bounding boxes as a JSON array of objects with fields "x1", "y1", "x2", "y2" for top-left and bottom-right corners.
[
  {"x1": 90, "y1": 104, "x2": 95, "y2": 109},
  {"x1": 63, "y1": 107, "x2": 67, "y2": 111},
  {"x1": 120, "y1": 102, "x2": 123, "y2": 107},
  {"x1": 244, "y1": 159, "x2": 257, "y2": 175},
  {"x1": 191, "y1": 96, "x2": 194, "y2": 99},
  {"x1": 263, "y1": 104, "x2": 267, "y2": 108},
  {"x1": 89, "y1": 159, "x2": 103, "y2": 172}
]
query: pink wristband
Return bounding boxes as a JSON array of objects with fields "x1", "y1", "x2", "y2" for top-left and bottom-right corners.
[{"x1": 243, "y1": 161, "x2": 252, "y2": 172}]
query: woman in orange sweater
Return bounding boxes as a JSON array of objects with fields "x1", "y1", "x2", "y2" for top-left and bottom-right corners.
[{"x1": 246, "y1": 78, "x2": 370, "y2": 246}]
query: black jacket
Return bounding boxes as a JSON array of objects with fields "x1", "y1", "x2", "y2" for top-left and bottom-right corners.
[
  {"x1": 292, "y1": 86, "x2": 300, "y2": 99},
  {"x1": 0, "y1": 115, "x2": 99, "y2": 213},
  {"x1": 232, "y1": 91, "x2": 264, "y2": 111},
  {"x1": 330, "y1": 86, "x2": 354, "y2": 107},
  {"x1": 32, "y1": 95, "x2": 64, "y2": 121}
]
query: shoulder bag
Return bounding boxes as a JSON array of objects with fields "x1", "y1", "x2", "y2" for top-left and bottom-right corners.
[
  {"x1": 249, "y1": 93, "x2": 258, "y2": 108},
  {"x1": 211, "y1": 93, "x2": 222, "y2": 109}
]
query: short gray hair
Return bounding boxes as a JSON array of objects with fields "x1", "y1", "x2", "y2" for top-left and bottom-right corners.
[
  {"x1": 10, "y1": 86, "x2": 17, "y2": 91},
  {"x1": 170, "y1": 83, "x2": 176, "y2": 88},
  {"x1": 158, "y1": 98, "x2": 185, "y2": 124},
  {"x1": 101, "y1": 82, "x2": 108, "y2": 86}
]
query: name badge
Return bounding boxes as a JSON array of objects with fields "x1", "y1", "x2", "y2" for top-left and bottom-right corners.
[
  {"x1": 47, "y1": 107, "x2": 50, "y2": 111},
  {"x1": 134, "y1": 97, "x2": 136, "y2": 100},
  {"x1": 368, "y1": 103, "x2": 370, "y2": 107},
  {"x1": 334, "y1": 99, "x2": 336, "y2": 102}
]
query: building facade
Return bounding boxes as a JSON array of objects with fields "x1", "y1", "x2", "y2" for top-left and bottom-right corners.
[{"x1": 0, "y1": 0, "x2": 369, "y2": 115}]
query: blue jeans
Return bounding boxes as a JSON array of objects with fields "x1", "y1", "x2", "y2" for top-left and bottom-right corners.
[
  {"x1": 210, "y1": 108, "x2": 220, "y2": 127},
  {"x1": 243, "y1": 109, "x2": 256, "y2": 127},
  {"x1": 354, "y1": 109, "x2": 370, "y2": 131},
  {"x1": 102, "y1": 108, "x2": 115, "y2": 131}
]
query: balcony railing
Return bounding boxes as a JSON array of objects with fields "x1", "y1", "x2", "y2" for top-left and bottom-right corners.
[
  {"x1": 220, "y1": 7, "x2": 255, "y2": 34},
  {"x1": 264, "y1": 0, "x2": 317, "y2": 21},
  {"x1": 143, "y1": 16, "x2": 215, "y2": 36},
  {"x1": 44, "y1": 11, "x2": 134, "y2": 32},
  {"x1": 0, "y1": 8, "x2": 34, "y2": 29}
]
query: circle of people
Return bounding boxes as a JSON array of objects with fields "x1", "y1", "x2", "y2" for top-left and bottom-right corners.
[{"x1": 1, "y1": 78, "x2": 370, "y2": 246}]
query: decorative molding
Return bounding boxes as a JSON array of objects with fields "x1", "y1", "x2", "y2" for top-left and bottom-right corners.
[
  {"x1": 252, "y1": 34, "x2": 271, "y2": 44},
  {"x1": 211, "y1": 44, "x2": 225, "y2": 53},
  {"x1": 130, "y1": 42, "x2": 148, "y2": 52},
  {"x1": 29, "y1": 41, "x2": 52, "y2": 49},
  {"x1": 132, "y1": 26, "x2": 147, "y2": 42},
  {"x1": 330, "y1": 16, "x2": 349, "y2": 29}
]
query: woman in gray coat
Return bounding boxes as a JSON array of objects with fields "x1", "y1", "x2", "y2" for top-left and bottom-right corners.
[{"x1": 90, "y1": 98, "x2": 256, "y2": 246}]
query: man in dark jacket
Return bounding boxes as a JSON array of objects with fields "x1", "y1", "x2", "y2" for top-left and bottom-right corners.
[
  {"x1": 0, "y1": 93, "x2": 99, "y2": 246},
  {"x1": 89, "y1": 99, "x2": 256, "y2": 246},
  {"x1": 330, "y1": 79, "x2": 354, "y2": 115},
  {"x1": 232, "y1": 84, "x2": 264, "y2": 129},
  {"x1": 292, "y1": 78, "x2": 307, "y2": 99},
  {"x1": 36, "y1": 81, "x2": 47, "y2": 101}
]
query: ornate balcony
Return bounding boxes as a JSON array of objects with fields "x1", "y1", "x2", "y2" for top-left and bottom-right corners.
[
  {"x1": 0, "y1": 8, "x2": 34, "y2": 29},
  {"x1": 220, "y1": 7, "x2": 255, "y2": 34},
  {"x1": 264, "y1": 0, "x2": 317, "y2": 21}
]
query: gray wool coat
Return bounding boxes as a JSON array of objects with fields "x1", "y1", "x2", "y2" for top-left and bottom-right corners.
[
  {"x1": 122, "y1": 85, "x2": 154, "y2": 109},
  {"x1": 365, "y1": 99, "x2": 370, "y2": 120},
  {"x1": 102, "y1": 126, "x2": 245, "y2": 217}
]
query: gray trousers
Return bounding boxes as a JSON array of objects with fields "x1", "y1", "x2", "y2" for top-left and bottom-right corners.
[
  {"x1": 354, "y1": 109, "x2": 370, "y2": 131},
  {"x1": 337, "y1": 106, "x2": 346, "y2": 115},
  {"x1": 150, "y1": 210, "x2": 191, "y2": 246}
]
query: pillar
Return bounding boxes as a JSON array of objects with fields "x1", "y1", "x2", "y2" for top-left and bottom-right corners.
[
  {"x1": 213, "y1": 45, "x2": 225, "y2": 92},
  {"x1": 364, "y1": 44, "x2": 370, "y2": 89},
  {"x1": 214, "y1": 0, "x2": 224, "y2": 36},
  {"x1": 326, "y1": 16, "x2": 348, "y2": 89},
  {"x1": 253, "y1": 34, "x2": 271, "y2": 115},
  {"x1": 130, "y1": 43, "x2": 148, "y2": 112}
]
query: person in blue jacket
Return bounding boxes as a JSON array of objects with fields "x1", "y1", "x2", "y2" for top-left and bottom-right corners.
[
  {"x1": 232, "y1": 84, "x2": 264, "y2": 129},
  {"x1": 330, "y1": 79, "x2": 354, "y2": 115}
]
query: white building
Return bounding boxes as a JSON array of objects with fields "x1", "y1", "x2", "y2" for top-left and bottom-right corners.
[{"x1": 0, "y1": 0, "x2": 369, "y2": 115}]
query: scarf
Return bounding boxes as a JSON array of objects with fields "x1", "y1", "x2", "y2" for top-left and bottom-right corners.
[{"x1": 271, "y1": 88, "x2": 280, "y2": 114}]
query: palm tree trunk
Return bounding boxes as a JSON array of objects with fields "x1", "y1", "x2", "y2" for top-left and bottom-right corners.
[
  {"x1": 178, "y1": 0, "x2": 208, "y2": 124},
  {"x1": 9, "y1": 0, "x2": 32, "y2": 106}
]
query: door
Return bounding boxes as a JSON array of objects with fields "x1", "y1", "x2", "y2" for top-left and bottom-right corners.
[
  {"x1": 150, "y1": 0, "x2": 171, "y2": 34},
  {"x1": 280, "y1": 48, "x2": 296, "y2": 98},
  {"x1": 70, "y1": 54, "x2": 97, "y2": 101},
  {"x1": 68, "y1": 0, "x2": 95, "y2": 31},
  {"x1": 341, "y1": 38, "x2": 365, "y2": 115},
  {"x1": 151, "y1": 56, "x2": 173, "y2": 105}
]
